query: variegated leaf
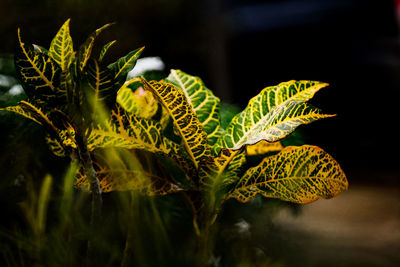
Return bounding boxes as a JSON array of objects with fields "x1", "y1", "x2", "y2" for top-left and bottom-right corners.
[
  {"x1": 75, "y1": 161, "x2": 183, "y2": 195},
  {"x1": 1, "y1": 101, "x2": 77, "y2": 154},
  {"x1": 45, "y1": 135, "x2": 67, "y2": 157},
  {"x1": 15, "y1": 29, "x2": 62, "y2": 104},
  {"x1": 229, "y1": 145, "x2": 348, "y2": 204},
  {"x1": 108, "y1": 46, "x2": 145, "y2": 81},
  {"x1": 48, "y1": 18, "x2": 74, "y2": 71},
  {"x1": 33, "y1": 44, "x2": 49, "y2": 55},
  {"x1": 0, "y1": 104, "x2": 42, "y2": 125},
  {"x1": 77, "y1": 23, "x2": 114, "y2": 71},
  {"x1": 199, "y1": 148, "x2": 246, "y2": 192},
  {"x1": 117, "y1": 80, "x2": 158, "y2": 119},
  {"x1": 87, "y1": 107, "x2": 177, "y2": 155},
  {"x1": 246, "y1": 140, "x2": 284, "y2": 156},
  {"x1": 167, "y1": 69, "x2": 222, "y2": 145},
  {"x1": 99, "y1": 40, "x2": 116, "y2": 62},
  {"x1": 141, "y1": 79, "x2": 210, "y2": 169},
  {"x1": 214, "y1": 80, "x2": 331, "y2": 152}
]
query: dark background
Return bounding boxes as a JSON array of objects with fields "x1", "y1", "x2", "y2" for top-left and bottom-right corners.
[
  {"x1": 2, "y1": 0, "x2": 398, "y2": 176},
  {"x1": 1, "y1": 0, "x2": 399, "y2": 266}
]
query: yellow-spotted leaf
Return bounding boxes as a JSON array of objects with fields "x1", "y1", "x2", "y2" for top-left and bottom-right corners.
[
  {"x1": 77, "y1": 23, "x2": 114, "y2": 71},
  {"x1": 48, "y1": 18, "x2": 74, "y2": 71},
  {"x1": 87, "y1": 107, "x2": 176, "y2": 155},
  {"x1": 214, "y1": 80, "x2": 329, "y2": 152},
  {"x1": 229, "y1": 145, "x2": 348, "y2": 204},
  {"x1": 108, "y1": 46, "x2": 145, "y2": 81},
  {"x1": 217, "y1": 101, "x2": 333, "y2": 150},
  {"x1": 1, "y1": 101, "x2": 77, "y2": 154},
  {"x1": 15, "y1": 29, "x2": 62, "y2": 104},
  {"x1": 167, "y1": 69, "x2": 222, "y2": 145},
  {"x1": 14, "y1": 101, "x2": 58, "y2": 133},
  {"x1": 117, "y1": 81, "x2": 158, "y2": 119},
  {"x1": 99, "y1": 40, "x2": 116, "y2": 62},
  {"x1": 45, "y1": 136, "x2": 67, "y2": 157},
  {"x1": 141, "y1": 79, "x2": 210, "y2": 169},
  {"x1": 247, "y1": 140, "x2": 284, "y2": 156}
]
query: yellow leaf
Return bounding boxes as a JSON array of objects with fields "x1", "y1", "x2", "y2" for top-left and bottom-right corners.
[
  {"x1": 246, "y1": 140, "x2": 284, "y2": 156},
  {"x1": 141, "y1": 79, "x2": 210, "y2": 169},
  {"x1": 49, "y1": 18, "x2": 74, "y2": 71},
  {"x1": 230, "y1": 145, "x2": 348, "y2": 204}
]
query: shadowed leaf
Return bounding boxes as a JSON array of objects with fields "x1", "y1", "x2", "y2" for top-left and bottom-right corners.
[
  {"x1": 99, "y1": 40, "x2": 116, "y2": 62},
  {"x1": 108, "y1": 46, "x2": 144, "y2": 81},
  {"x1": 77, "y1": 23, "x2": 114, "y2": 71},
  {"x1": 15, "y1": 29, "x2": 62, "y2": 104}
]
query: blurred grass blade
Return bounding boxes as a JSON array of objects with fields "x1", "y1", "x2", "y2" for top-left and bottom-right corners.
[{"x1": 37, "y1": 174, "x2": 52, "y2": 234}]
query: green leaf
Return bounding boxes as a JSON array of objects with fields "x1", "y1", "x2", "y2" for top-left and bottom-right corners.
[
  {"x1": 48, "y1": 18, "x2": 74, "y2": 71},
  {"x1": 77, "y1": 23, "x2": 114, "y2": 71},
  {"x1": 167, "y1": 69, "x2": 223, "y2": 146},
  {"x1": 229, "y1": 145, "x2": 348, "y2": 204},
  {"x1": 15, "y1": 29, "x2": 63, "y2": 104},
  {"x1": 116, "y1": 78, "x2": 158, "y2": 119},
  {"x1": 141, "y1": 79, "x2": 211, "y2": 169},
  {"x1": 108, "y1": 46, "x2": 145, "y2": 81},
  {"x1": 214, "y1": 80, "x2": 331, "y2": 152},
  {"x1": 99, "y1": 40, "x2": 116, "y2": 62}
]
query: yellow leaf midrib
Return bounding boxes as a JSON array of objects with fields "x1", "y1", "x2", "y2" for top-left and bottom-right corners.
[
  {"x1": 115, "y1": 47, "x2": 144, "y2": 79},
  {"x1": 18, "y1": 29, "x2": 55, "y2": 91},
  {"x1": 226, "y1": 82, "x2": 328, "y2": 148}
]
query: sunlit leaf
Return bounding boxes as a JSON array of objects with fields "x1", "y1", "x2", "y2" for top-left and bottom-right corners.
[
  {"x1": 108, "y1": 46, "x2": 145, "y2": 81},
  {"x1": 246, "y1": 140, "x2": 284, "y2": 156},
  {"x1": 214, "y1": 80, "x2": 331, "y2": 152},
  {"x1": 116, "y1": 80, "x2": 158, "y2": 119},
  {"x1": 15, "y1": 29, "x2": 63, "y2": 104},
  {"x1": 167, "y1": 69, "x2": 223, "y2": 145},
  {"x1": 87, "y1": 107, "x2": 177, "y2": 155},
  {"x1": 141, "y1": 79, "x2": 211, "y2": 169},
  {"x1": 48, "y1": 18, "x2": 74, "y2": 71},
  {"x1": 229, "y1": 145, "x2": 348, "y2": 204}
]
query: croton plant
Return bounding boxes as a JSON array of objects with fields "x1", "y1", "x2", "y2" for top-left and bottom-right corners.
[{"x1": 1, "y1": 19, "x2": 348, "y2": 236}]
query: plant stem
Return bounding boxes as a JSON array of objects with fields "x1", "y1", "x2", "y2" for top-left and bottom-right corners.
[{"x1": 75, "y1": 132, "x2": 102, "y2": 266}]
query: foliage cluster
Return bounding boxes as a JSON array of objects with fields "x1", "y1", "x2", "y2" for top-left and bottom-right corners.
[{"x1": 0, "y1": 19, "x2": 347, "y2": 266}]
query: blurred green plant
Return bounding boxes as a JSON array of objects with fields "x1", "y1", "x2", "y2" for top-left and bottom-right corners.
[{"x1": 1, "y1": 19, "x2": 348, "y2": 266}]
